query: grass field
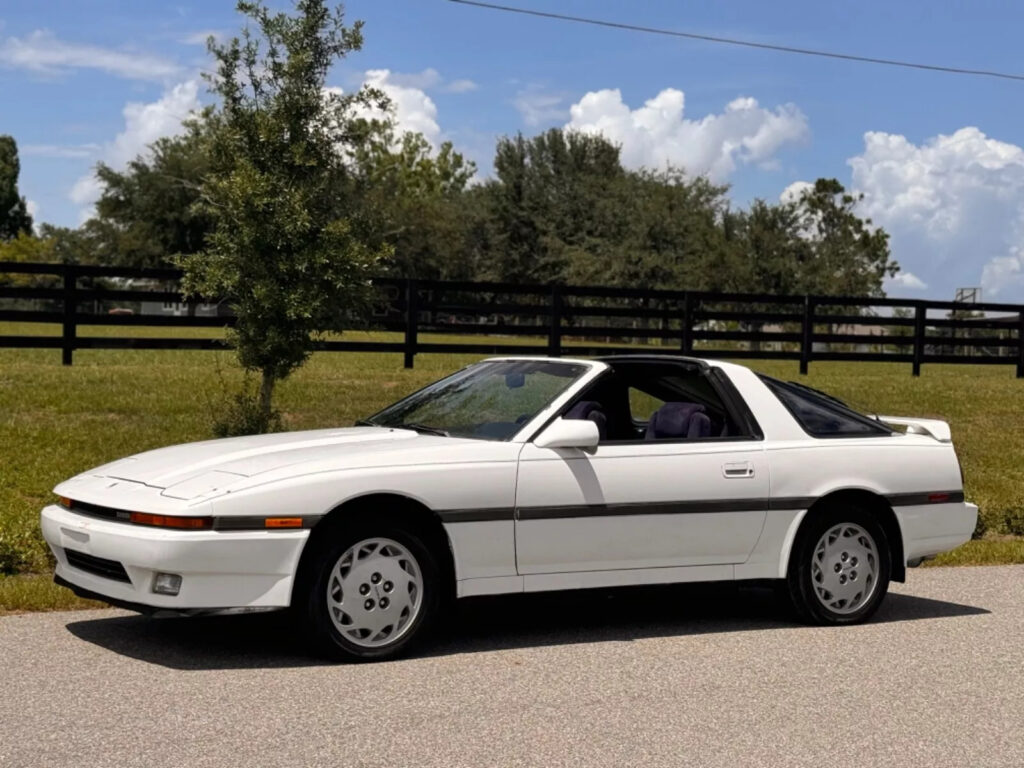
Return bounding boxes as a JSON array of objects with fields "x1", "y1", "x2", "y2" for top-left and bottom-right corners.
[{"x1": 2, "y1": 322, "x2": 1023, "y2": 607}]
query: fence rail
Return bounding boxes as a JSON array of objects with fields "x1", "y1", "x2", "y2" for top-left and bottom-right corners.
[{"x1": 2, "y1": 261, "x2": 1023, "y2": 377}]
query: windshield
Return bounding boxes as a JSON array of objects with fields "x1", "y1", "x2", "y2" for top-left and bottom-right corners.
[{"x1": 365, "y1": 360, "x2": 589, "y2": 441}]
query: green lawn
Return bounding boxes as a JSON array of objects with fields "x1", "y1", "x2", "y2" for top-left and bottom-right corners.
[{"x1": 2, "y1": 323, "x2": 1023, "y2": 609}]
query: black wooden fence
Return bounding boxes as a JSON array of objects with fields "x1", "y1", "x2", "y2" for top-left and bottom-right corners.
[{"x1": 2, "y1": 261, "x2": 1023, "y2": 377}]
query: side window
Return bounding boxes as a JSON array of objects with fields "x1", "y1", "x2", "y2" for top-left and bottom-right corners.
[
  {"x1": 761, "y1": 377, "x2": 892, "y2": 437},
  {"x1": 628, "y1": 387, "x2": 664, "y2": 423},
  {"x1": 579, "y1": 363, "x2": 755, "y2": 442}
]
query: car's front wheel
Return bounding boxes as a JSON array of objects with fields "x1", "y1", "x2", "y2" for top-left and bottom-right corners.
[
  {"x1": 785, "y1": 504, "x2": 891, "y2": 625},
  {"x1": 300, "y1": 521, "x2": 441, "y2": 662}
]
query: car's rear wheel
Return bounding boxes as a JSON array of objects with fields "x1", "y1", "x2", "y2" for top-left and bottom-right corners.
[
  {"x1": 300, "y1": 520, "x2": 441, "y2": 662},
  {"x1": 785, "y1": 503, "x2": 891, "y2": 625}
]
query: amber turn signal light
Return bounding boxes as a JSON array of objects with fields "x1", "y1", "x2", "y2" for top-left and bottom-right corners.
[
  {"x1": 129, "y1": 512, "x2": 213, "y2": 530},
  {"x1": 264, "y1": 517, "x2": 303, "y2": 529},
  {"x1": 57, "y1": 496, "x2": 72, "y2": 508}
]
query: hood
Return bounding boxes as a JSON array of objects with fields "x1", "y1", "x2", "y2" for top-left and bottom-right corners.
[{"x1": 79, "y1": 427, "x2": 436, "y2": 498}]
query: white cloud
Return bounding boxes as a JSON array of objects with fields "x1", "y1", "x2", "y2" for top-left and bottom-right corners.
[
  {"x1": 70, "y1": 80, "x2": 201, "y2": 210},
  {"x1": 25, "y1": 199, "x2": 39, "y2": 230},
  {"x1": 443, "y1": 78, "x2": 478, "y2": 94},
  {"x1": 359, "y1": 69, "x2": 441, "y2": 147},
  {"x1": 384, "y1": 68, "x2": 442, "y2": 90},
  {"x1": 565, "y1": 88, "x2": 808, "y2": 181},
  {"x1": 362, "y1": 68, "x2": 476, "y2": 95},
  {"x1": 514, "y1": 87, "x2": 568, "y2": 127},
  {"x1": 22, "y1": 143, "x2": 100, "y2": 159},
  {"x1": 885, "y1": 271, "x2": 928, "y2": 291},
  {"x1": 0, "y1": 30, "x2": 181, "y2": 81},
  {"x1": 780, "y1": 180, "x2": 813, "y2": 205},
  {"x1": 180, "y1": 30, "x2": 223, "y2": 46},
  {"x1": 980, "y1": 253, "x2": 1024, "y2": 299},
  {"x1": 849, "y1": 127, "x2": 1024, "y2": 299}
]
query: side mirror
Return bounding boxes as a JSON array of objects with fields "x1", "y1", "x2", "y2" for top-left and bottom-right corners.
[{"x1": 534, "y1": 417, "x2": 600, "y2": 451}]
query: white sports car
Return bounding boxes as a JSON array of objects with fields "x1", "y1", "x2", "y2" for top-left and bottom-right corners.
[{"x1": 43, "y1": 355, "x2": 977, "y2": 661}]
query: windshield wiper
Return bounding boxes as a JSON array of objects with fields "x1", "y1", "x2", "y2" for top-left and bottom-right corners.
[
  {"x1": 395, "y1": 422, "x2": 450, "y2": 437},
  {"x1": 354, "y1": 419, "x2": 376, "y2": 427}
]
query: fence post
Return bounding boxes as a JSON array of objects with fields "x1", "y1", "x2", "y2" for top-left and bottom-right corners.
[
  {"x1": 912, "y1": 303, "x2": 926, "y2": 377},
  {"x1": 1017, "y1": 312, "x2": 1024, "y2": 379},
  {"x1": 799, "y1": 296, "x2": 814, "y2": 375},
  {"x1": 549, "y1": 285, "x2": 563, "y2": 357},
  {"x1": 680, "y1": 292, "x2": 692, "y2": 355},
  {"x1": 61, "y1": 263, "x2": 77, "y2": 366},
  {"x1": 403, "y1": 278, "x2": 418, "y2": 369}
]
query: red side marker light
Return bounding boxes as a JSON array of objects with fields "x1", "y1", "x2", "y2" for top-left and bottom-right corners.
[{"x1": 928, "y1": 493, "x2": 951, "y2": 504}]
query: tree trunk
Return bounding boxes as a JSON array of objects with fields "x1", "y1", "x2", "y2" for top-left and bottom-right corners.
[{"x1": 258, "y1": 369, "x2": 276, "y2": 425}]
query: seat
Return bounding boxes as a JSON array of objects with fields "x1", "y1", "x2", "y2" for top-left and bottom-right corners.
[
  {"x1": 644, "y1": 402, "x2": 711, "y2": 440},
  {"x1": 563, "y1": 399, "x2": 608, "y2": 440}
]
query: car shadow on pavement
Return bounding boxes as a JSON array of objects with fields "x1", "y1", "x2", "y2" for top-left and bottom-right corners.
[{"x1": 64, "y1": 580, "x2": 990, "y2": 670}]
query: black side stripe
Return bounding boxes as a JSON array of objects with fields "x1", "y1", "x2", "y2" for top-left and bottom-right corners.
[
  {"x1": 438, "y1": 491, "x2": 963, "y2": 523},
  {"x1": 437, "y1": 508, "x2": 516, "y2": 523}
]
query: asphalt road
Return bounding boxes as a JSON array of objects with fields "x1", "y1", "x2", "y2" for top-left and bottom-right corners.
[{"x1": 1, "y1": 566, "x2": 1022, "y2": 768}]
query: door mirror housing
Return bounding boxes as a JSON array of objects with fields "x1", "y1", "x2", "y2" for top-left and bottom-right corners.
[{"x1": 534, "y1": 417, "x2": 600, "y2": 451}]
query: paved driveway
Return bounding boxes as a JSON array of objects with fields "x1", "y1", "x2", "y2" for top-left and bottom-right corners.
[{"x1": 1, "y1": 566, "x2": 1021, "y2": 768}]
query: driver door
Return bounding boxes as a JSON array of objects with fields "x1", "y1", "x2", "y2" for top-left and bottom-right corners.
[{"x1": 514, "y1": 439, "x2": 769, "y2": 574}]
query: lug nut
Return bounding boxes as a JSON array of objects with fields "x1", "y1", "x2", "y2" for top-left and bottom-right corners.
[
  {"x1": 834, "y1": 563, "x2": 842, "y2": 573},
  {"x1": 383, "y1": 581, "x2": 393, "y2": 592},
  {"x1": 850, "y1": 571, "x2": 857, "y2": 581},
  {"x1": 839, "y1": 575, "x2": 847, "y2": 585},
  {"x1": 380, "y1": 597, "x2": 390, "y2": 609},
  {"x1": 364, "y1": 599, "x2": 375, "y2": 610},
  {"x1": 841, "y1": 552, "x2": 848, "y2": 562},
  {"x1": 359, "y1": 584, "x2": 370, "y2": 595},
  {"x1": 371, "y1": 573, "x2": 382, "y2": 584}
]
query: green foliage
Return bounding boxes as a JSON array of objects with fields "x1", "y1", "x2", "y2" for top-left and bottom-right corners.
[
  {"x1": 0, "y1": 232, "x2": 56, "y2": 272},
  {"x1": 726, "y1": 179, "x2": 897, "y2": 297},
  {"x1": 480, "y1": 129, "x2": 627, "y2": 283},
  {"x1": 349, "y1": 128, "x2": 476, "y2": 279},
  {"x1": 87, "y1": 123, "x2": 213, "y2": 268},
  {"x1": 178, "y1": 0, "x2": 390, "y2": 425},
  {"x1": 212, "y1": 376, "x2": 284, "y2": 437},
  {"x1": 0, "y1": 136, "x2": 33, "y2": 241}
]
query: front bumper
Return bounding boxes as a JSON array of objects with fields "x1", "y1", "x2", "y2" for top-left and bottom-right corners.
[
  {"x1": 896, "y1": 501, "x2": 979, "y2": 561},
  {"x1": 41, "y1": 504, "x2": 310, "y2": 611}
]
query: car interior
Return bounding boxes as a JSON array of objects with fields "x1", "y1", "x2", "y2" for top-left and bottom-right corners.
[{"x1": 561, "y1": 359, "x2": 744, "y2": 442}]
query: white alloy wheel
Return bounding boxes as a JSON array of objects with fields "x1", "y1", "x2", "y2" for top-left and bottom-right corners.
[
  {"x1": 326, "y1": 537, "x2": 424, "y2": 648},
  {"x1": 810, "y1": 523, "x2": 879, "y2": 615}
]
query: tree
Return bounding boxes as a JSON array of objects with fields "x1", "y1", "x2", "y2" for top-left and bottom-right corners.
[
  {"x1": 87, "y1": 123, "x2": 213, "y2": 268},
  {"x1": 177, "y1": 0, "x2": 390, "y2": 433},
  {"x1": 727, "y1": 179, "x2": 897, "y2": 297},
  {"x1": 480, "y1": 129, "x2": 626, "y2": 283},
  {"x1": 0, "y1": 136, "x2": 33, "y2": 240},
  {"x1": 792, "y1": 178, "x2": 897, "y2": 297},
  {"x1": 348, "y1": 128, "x2": 476, "y2": 279},
  {"x1": 578, "y1": 167, "x2": 732, "y2": 291}
]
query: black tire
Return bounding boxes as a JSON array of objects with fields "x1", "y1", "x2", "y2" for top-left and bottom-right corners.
[
  {"x1": 298, "y1": 516, "x2": 442, "y2": 662},
  {"x1": 784, "y1": 503, "x2": 891, "y2": 625}
]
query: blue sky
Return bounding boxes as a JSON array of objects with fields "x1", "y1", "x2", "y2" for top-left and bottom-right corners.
[{"x1": 3, "y1": 0, "x2": 1024, "y2": 300}]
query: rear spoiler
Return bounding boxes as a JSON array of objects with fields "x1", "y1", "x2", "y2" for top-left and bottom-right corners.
[{"x1": 874, "y1": 415, "x2": 952, "y2": 443}]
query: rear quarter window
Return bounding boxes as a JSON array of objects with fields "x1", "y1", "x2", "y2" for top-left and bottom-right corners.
[{"x1": 760, "y1": 376, "x2": 892, "y2": 438}]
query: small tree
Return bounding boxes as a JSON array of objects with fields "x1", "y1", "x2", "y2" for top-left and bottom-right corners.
[{"x1": 178, "y1": 0, "x2": 390, "y2": 433}]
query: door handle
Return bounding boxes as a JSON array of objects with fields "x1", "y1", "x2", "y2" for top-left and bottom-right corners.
[{"x1": 723, "y1": 462, "x2": 755, "y2": 478}]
